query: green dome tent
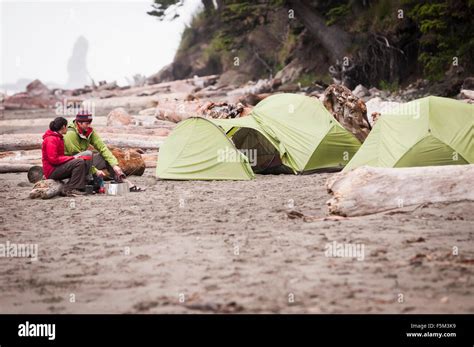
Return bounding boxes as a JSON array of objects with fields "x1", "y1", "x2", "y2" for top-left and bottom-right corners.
[
  {"x1": 156, "y1": 117, "x2": 255, "y2": 180},
  {"x1": 156, "y1": 93, "x2": 361, "y2": 180},
  {"x1": 343, "y1": 96, "x2": 474, "y2": 171},
  {"x1": 213, "y1": 93, "x2": 361, "y2": 174}
]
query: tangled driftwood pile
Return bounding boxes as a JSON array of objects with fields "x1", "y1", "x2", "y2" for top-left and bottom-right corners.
[
  {"x1": 3, "y1": 80, "x2": 59, "y2": 110},
  {"x1": 154, "y1": 99, "x2": 251, "y2": 123},
  {"x1": 323, "y1": 84, "x2": 372, "y2": 142}
]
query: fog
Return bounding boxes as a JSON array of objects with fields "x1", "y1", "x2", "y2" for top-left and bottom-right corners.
[{"x1": 0, "y1": 0, "x2": 201, "y2": 92}]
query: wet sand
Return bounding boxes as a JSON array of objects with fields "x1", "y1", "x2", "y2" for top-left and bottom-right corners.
[{"x1": 0, "y1": 169, "x2": 473, "y2": 313}]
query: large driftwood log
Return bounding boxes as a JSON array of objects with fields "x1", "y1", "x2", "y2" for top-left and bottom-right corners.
[
  {"x1": 29, "y1": 179, "x2": 64, "y2": 199},
  {"x1": 0, "y1": 133, "x2": 165, "y2": 151},
  {"x1": 0, "y1": 116, "x2": 175, "y2": 130},
  {"x1": 0, "y1": 148, "x2": 148, "y2": 175},
  {"x1": 101, "y1": 133, "x2": 165, "y2": 150},
  {"x1": 0, "y1": 148, "x2": 149, "y2": 174},
  {"x1": 326, "y1": 165, "x2": 474, "y2": 217},
  {"x1": 0, "y1": 149, "x2": 41, "y2": 161},
  {"x1": 110, "y1": 148, "x2": 146, "y2": 176},
  {"x1": 0, "y1": 163, "x2": 34, "y2": 173},
  {"x1": 0, "y1": 135, "x2": 42, "y2": 151},
  {"x1": 95, "y1": 127, "x2": 171, "y2": 137},
  {"x1": 0, "y1": 149, "x2": 42, "y2": 162},
  {"x1": 0, "y1": 150, "x2": 42, "y2": 173}
]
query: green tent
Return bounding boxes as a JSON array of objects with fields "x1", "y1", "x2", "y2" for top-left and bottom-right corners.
[
  {"x1": 213, "y1": 93, "x2": 361, "y2": 174},
  {"x1": 344, "y1": 96, "x2": 474, "y2": 171},
  {"x1": 211, "y1": 115, "x2": 289, "y2": 174},
  {"x1": 156, "y1": 117, "x2": 255, "y2": 180},
  {"x1": 156, "y1": 93, "x2": 361, "y2": 180}
]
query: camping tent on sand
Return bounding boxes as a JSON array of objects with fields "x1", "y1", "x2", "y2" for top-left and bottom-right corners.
[
  {"x1": 343, "y1": 96, "x2": 474, "y2": 171},
  {"x1": 156, "y1": 93, "x2": 362, "y2": 180}
]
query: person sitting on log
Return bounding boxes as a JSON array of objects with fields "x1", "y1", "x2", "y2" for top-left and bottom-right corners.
[
  {"x1": 42, "y1": 117, "x2": 89, "y2": 196},
  {"x1": 64, "y1": 111, "x2": 144, "y2": 192}
]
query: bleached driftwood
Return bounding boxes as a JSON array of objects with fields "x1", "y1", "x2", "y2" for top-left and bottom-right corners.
[
  {"x1": 0, "y1": 163, "x2": 34, "y2": 173},
  {"x1": 0, "y1": 150, "x2": 41, "y2": 173},
  {"x1": 0, "y1": 133, "x2": 165, "y2": 151},
  {"x1": 29, "y1": 179, "x2": 64, "y2": 199},
  {"x1": 0, "y1": 148, "x2": 150, "y2": 174},
  {"x1": 95, "y1": 126, "x2": 171, "y2": 137},
  {"x1": 326, "y1": 165, "x2": 474, "y2": 216},
  {"x1": 100, "y1": 133, "x2": 166, "y2": 150},
  {"x1": 0, "y1": 116, "x2": 175, "y2": 130},
  {"x1": 0, "y1": 135, "x2": 42, "y2": 151},
  {"x1": 0, "y1": 149, "x2": 42, "y2": 161}
]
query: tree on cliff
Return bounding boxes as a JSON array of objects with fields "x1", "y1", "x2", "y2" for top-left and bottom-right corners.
[
  {"x1": 147, "y1": 0, "x2": 473, "y2": 88},
  {"x1": 147, "y1": 0, "x2": 218, "y2": 20}
]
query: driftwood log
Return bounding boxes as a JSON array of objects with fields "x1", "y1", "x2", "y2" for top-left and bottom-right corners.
[
  {"x1": 0, "y1": 149, "x2": 42, "y2": 160},
  {"x1": 0, "y1": 148, "x2": 151, "y2": 173},
  {"x1": 0, "y1": 150, "x2": 41, "y2": 173},
  {"x1": 0, "y1": 135, "x2": 42, "y2": 151},
  {"x1": 326, "y1": 165, "x2": 474, "y2": 217},
  {"x1": 0, "y1": 116, "x2": 175, "y2": 130},
  {"x1": 0, "y1": 163, "x2": 34, "y2": 173},
  {"x1": 29, "y1": 179, "x2": 64, "y2": 199},
  {"x1": 109, "y1": 148, "x2": 146, "y2": 176},
  {"x1": 0, "y1": 133, "x2": 165, "y2": 151},
  {"x1": 102, "y1": 133, "x2": 165, "y2": 150}
]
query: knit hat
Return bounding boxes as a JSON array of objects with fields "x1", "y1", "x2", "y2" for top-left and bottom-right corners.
[{"x1": 76, "y1": 110, "x2": 93, "y2": 122}]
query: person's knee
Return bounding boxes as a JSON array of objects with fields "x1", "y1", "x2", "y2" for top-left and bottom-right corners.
[{"x1": 71, "y1": 158, "x2": 85, "y2": 166}]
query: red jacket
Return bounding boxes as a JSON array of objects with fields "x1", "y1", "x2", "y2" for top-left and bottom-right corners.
[{"x1": 42, "y1": 129, "x2": 74, "y2": 178}]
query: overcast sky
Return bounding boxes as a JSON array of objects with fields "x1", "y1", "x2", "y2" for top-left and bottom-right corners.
[{"x1": 0, "y1": 0, "x2": 201, "y2": 91}]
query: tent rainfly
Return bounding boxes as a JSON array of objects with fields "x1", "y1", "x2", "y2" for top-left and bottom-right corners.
[
  {"x1": 157, "y1": 93, "x2": 362, "y2": 180},
  {"x1": 343, "y1": 96, "x2": 474, "y2": 171}
]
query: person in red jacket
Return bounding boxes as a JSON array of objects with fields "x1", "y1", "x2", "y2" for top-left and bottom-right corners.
[{"x1": 42, "y1": 117, "x2": 89, "y2": 196}]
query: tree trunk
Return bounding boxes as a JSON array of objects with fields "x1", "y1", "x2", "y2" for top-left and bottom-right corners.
[
  {"x1": 0, "y1": 149, "x2": 151, "y2": 174},
  {"x1": 102, "y1": 133, "x2": 166, "y2": 150},
  {"x1": 289, "y1": 0, "x2": 351, "y2": 61},
  {"x1": 0, "y1": 163, "x2": 34, "y2": 173},
  {"x1": 0, "y1": 135, "x2": 42, "y2": 151},
  {"x1": 0, "y1": 133, "x2": 165, "y2": 151},
  {"x1": 326, "y1": 165, "x2": 474, "y2": 216}
]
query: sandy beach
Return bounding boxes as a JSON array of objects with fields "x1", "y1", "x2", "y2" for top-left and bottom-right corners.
[{"x1": 1, "y1": 168, "x2": 473, "y2": 314}]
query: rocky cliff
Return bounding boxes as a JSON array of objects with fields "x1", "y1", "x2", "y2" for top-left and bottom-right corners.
[{"x1": 147, "y1": 0, "x2": 474, "y2": 95}]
